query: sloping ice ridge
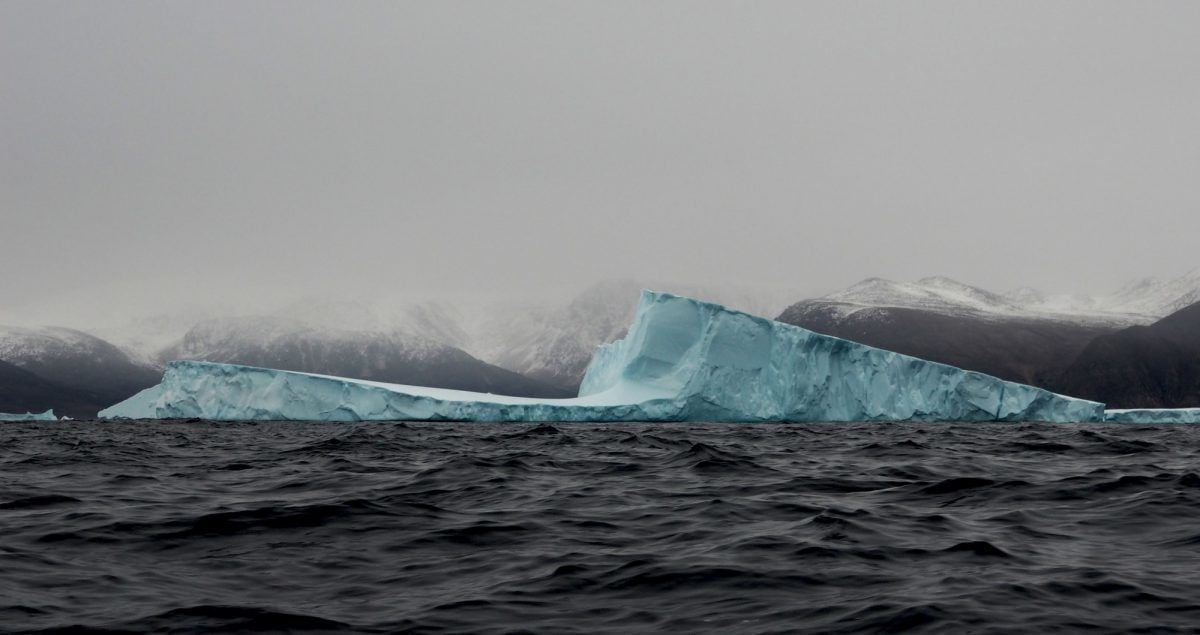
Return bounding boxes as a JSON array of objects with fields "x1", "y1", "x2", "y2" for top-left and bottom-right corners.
[
  {"x1": 101, "y1": 291, "x2": 1116, "y2": 422},
  {"x1": 0, "y1": 409, "x2": 56, "y2": 422}
]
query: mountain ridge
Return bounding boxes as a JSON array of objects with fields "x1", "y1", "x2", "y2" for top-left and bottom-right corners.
[
  {"x1": 160, "y1": 314, "x2": 570, "y2": 398},
  {"x1": 1056, "y1": 302, "x2": 1200, "y2": 408},
  {"x1": 0, "y1": 325, "x2": 161, "y2": 413},
  {"x1": 6, "y1": 273, "x2": 1200, "y2": 414}
]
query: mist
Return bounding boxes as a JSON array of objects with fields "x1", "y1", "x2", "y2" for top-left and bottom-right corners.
[{"x1": 4, "y1": 1, "x2": 1200, "y2": 323}]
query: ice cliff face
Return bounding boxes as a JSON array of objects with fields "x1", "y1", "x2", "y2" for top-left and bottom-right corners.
[
  {"x1": 577, "y1": 291, "x2": 1103, "y2": 422},
  {"x1": 102, "y1": 291, "x2": 1104, "y2": 423},
  {"x1": 464, "y1": 279, "x2": 796, "y2": 391}
]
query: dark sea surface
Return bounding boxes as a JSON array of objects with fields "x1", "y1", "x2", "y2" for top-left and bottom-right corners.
[{"x1": 4, "y1": 421, "x2": 1200, "y2": 633}]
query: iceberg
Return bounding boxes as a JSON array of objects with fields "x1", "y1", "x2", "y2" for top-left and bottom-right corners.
[
  {"x1": 101, "y1": 291, "x2": 1106, "y2": 423},
  {"x1": 1104, "y1": 409, "x2": 1200, "y2": 424},
  {"x1": 0, "y1": 409, "x2": 56, "y2": 422}
]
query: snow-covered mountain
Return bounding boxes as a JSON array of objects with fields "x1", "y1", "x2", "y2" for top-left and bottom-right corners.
[
  {"x1": 143, "y1": 279, "x2": 796, "y2": 393},
  {"x1": 1101, "y1": 269, "x2": 1200, "y2": 319},
  {"x1": 82, "y1": 272, "x2": 1200, "y2": 395},
  {"x1": 9, "y1": 272, "x2": 1195, "y2": 415},
  {"x1": 275, "y1": 298, "x2": 476, "y2": 352},
  {"x1": 798, "y1": 272, "x2": 1200, "y2": 326},
  {"x1": 0, "y1": 325, "x2": 161, "y2": 412},
  {"x1": 820, "y1": 276, "x2": 1026, "y2": 318},
  {"x1": 161, "y1": 313, "x2": 569, "y2": 398},
  {"x1": 457, "y1": 280, "x2": 642, "y2": 390},
  {"x1": 90, "y1": 310, "x2": 219, "y2": 366},
  {"x1": 776, "y1": 272, "x2": 1200, "y2": 394}
]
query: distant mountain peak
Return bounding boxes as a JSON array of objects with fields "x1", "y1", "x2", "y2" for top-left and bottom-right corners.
[
  {"x1": 822, "y1": 276, "x2": 1017, "y2": 318},
  {"x1": 915, "y1": 275, "x2": 968, "y2": 287},
  {"x1": 809, "y1": 272, "x2": 1200, "y2": 326},
  {"x1": 0, "y1": 324, "x2": 161, "y2": 416},
  {"x1": 1003, "y1": 286, "x2": 1047, "y2": 304}
]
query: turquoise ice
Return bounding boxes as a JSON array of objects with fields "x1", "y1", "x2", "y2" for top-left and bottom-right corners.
[
  {"x1": 1104, "y1": 409, "x2": 1200, "y2": 424},
  {"x1": 101, "y1": 291, "x2": 1108, "y2": 422},
  {"x1": 0, "y1": 409, "x2": 56, "y2": 422}
]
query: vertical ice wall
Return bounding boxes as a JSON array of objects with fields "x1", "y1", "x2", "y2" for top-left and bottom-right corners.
[{"x1": 580, "y1": 291, "x2": 1104, "y2": 422}]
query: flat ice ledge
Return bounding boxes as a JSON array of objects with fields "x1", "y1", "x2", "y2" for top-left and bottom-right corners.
[
  {"x1": 0, "y1": 409, "x2": 56, "y2": 422},
  {"x1": 1104, "y1": 409, "x2": 1200, "y2": 424},
  {"x1": 102, "y1": 291, "x2": 1106, "y2": 423},
  {"x1": 99, "y1": 361, "x2": 679, "y2": 422}
]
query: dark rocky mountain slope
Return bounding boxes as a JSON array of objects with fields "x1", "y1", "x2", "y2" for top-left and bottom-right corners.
[
  {"x1": 1056, "y1": 302, "x2": 1200, "y2": 408},
  {"x1": 0, "y1": 326, "x2": 161, "y2": 413},
  {"x1": 776, "y1": 302, "x2": 1116, "y2": 389},
  {"x1": 0, "y1": 358, "x2": 107, "y2": 418}
]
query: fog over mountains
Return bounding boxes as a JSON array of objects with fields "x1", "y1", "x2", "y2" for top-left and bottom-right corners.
[
  {"x1": 2, "y1": 271, "x2": 1199, "y2": 416},
  {"x1": 161, "y1": 313, "x2": 568, "y2": 400},
  {"x1": 0, "y1": 325, "x2": 161, "y2": 417}
]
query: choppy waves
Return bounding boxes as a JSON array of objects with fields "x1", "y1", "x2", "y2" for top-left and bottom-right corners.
[{"x1": 4, "y1": 421, "x2": 1200, "y2": 632}]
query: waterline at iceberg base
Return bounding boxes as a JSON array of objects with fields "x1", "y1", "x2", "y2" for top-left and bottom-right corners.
[{"x1": 100, "y1": 291, "x2": 1190, "y2": 423}]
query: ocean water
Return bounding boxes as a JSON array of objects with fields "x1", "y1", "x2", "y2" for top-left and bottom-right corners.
[{"x1": 3, "y1": 420, "x2": 1200, "y2": 633}]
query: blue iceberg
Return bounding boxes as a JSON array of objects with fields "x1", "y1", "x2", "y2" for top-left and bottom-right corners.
[
  {"x1": 101, "y1": 291, "x2": 1106, "y2": 422},
  {"x1": 1103, "y1": 409, "x2": 1200, "y2": 424},
  {"x1": 0, "y1": 409, "x2": 57, "y2": 422}
]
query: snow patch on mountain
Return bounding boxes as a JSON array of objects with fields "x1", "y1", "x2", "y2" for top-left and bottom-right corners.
[
  {"x1": 0, "y1": 324, "x2": 162, "y2": 405},
  {"x1": 167, "y1": 315, "x2": 454, "y2": 364},
  {"x1": 90, "y1": 311, "x2": 219, "y2": 367},
  {"x1": 0, "y1": 325, "x2": 124, "y2": 365},
  {"x1": 824, "y1": 277, "x2": 1023, "y2": 317},
  {"x1": 808, "y1": 273, "x2": 1200, "y2": 325},
  {"x1": 1103, "y1": 269, "x2": 1200, "y2": 318}
]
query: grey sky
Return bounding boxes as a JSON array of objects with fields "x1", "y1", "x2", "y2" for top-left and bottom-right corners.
[{"x1": 3, "y1": 1, "x2": 1199, "y2": 315}]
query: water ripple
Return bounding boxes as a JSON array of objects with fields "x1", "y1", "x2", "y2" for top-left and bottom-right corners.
[{"x1": 3, "y1": 420, "x2": 1200, "y2": 633}]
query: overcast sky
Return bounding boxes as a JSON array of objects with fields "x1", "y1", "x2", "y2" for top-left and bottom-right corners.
[{"x1": 3, "y1": 1, "x2": 1199, "y2": 317}]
